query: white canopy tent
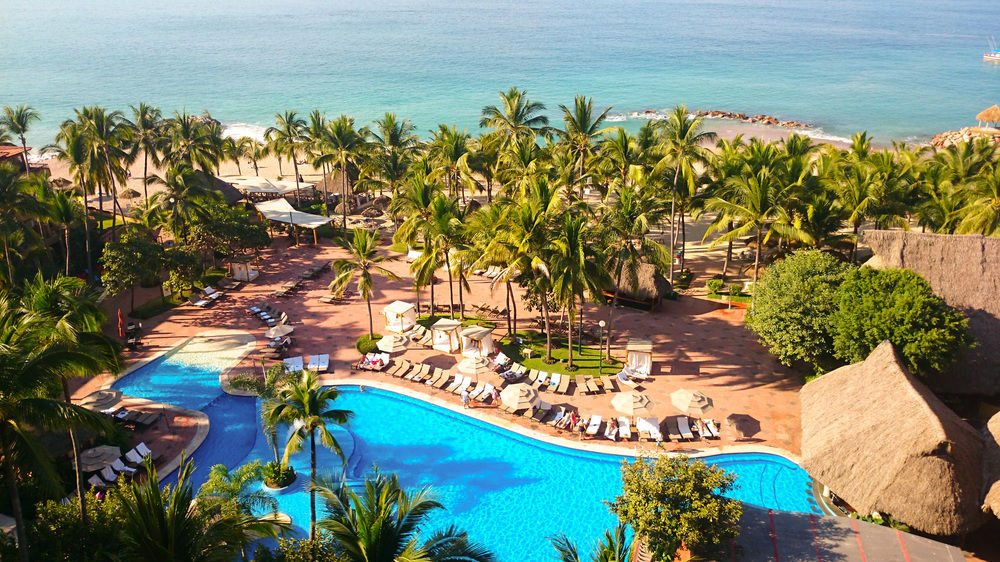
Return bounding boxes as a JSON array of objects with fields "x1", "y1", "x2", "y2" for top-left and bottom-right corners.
[
  {"x1": 625, "y1": 339, "x2": 653, "y2": 379},
  {"x1": 254, "y1": 198, "x2": 333, "y2": 244},
  {"x1": 221, "y1": 176, "x2": 313, "y2": 196},
  {"x1": 382, "y1": 301, "x2": 416, "y2": 333},
  {"x1": 430, "y1": 318, "x2": 462, "y2": 353},
  {"x1": 460, "y1": 325, "x2": 495, "y2": 358},
  {"x1": 231, "y1": 262, "x2": 260, "y2": 282}
]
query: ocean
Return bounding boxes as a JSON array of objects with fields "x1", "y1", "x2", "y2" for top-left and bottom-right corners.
[{"x1": 2, "y1": 0, "x2": 999, "y2": 148}]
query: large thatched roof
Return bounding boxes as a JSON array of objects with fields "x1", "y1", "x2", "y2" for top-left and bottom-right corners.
[
  {"x1": 614, "y1": 262, "x2": 670, "y2": 304},
  {"x1": 976, "y1": 104, "x2": 1000, "y2": 123},
  {"x1": 984, "y1": 412, "x2": 1000, "y2": 518},
  {"x1": 863, "y1": 230, "x2": 1000, "y2": 395},
  {"x1": 801, "y1": 341, "x2": 986, "y2": 536}
]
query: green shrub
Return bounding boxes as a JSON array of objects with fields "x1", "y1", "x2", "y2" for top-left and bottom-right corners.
[
  {"x1": 263, "y1": 461, "x2": 296, "y2": 488},
  {"x1": 706, "y1": 279, "x2": 724, "y2": 294},
  {"x1": 746, "y1": 250, "x2": 851, "y2": 373},
  {"x1": 356, "y1": 333, "x2": 381, "y2": 354},
  {"x1": 254, "y1": 536, "x2": 346, "y2": 562},
  {"x1": 727, "y1": 284, "x2": 742, "y2": 296}
]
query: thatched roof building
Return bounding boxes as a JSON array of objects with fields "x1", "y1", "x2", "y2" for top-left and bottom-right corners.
[
  {"x1": 976, "y1": 104, "x2": 1000, "y2": 125},
  {"x1": 801, "y1": 341, "x2": 986, "y2": 536},
  {"x1": 608, "y1": 262, "x2": 670, "y2": 310},
  {"x1": 983, "y1": 412, "x2": 1000, "y2": 518},
  {"x1": 863, "y1": 230, "x2": 1000, "y2": 395}
]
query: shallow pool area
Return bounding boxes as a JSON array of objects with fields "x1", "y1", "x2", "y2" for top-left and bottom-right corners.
[{"x1": 113, "y1": 343, "x2": 820, "y2": 561}]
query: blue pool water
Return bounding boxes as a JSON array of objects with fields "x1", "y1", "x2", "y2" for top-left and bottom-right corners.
[{"x1": 114, "y1": 353, "x2": 820, "y2": 560}]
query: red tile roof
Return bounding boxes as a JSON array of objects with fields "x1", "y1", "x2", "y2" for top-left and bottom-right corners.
[{"x1": 0, "y1": 144, "x2": 28, "y2": 159}]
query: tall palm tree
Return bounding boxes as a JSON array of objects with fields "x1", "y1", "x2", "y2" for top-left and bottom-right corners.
[
  {"x1": 428, "y1": 124, "x2": 474, "y2": 204},
  {"x1": 269, "y1": 371, "x2": 352, "y2": 540},
  {"x1": 0, "y1": 164, "x2": 45, "y2": 284},
  {"x1": 78, "y1": 106, "x2": 133, "y2": 233},
  {"x1": 480, "y1": 87, "x2": 550, "y2": 146},
  {"x1": 361, "y1": 112, "x2": 419, "y2": 200},
  {"x1": 45, "y1": 122, "x2": 96, "y2": 275},
  {"x1": 245, "y1": 137, "x2": 268, "y2": 176},
  {"x1": 557, "y1": 95, "x2": 613, "y2": 198},
  {"x1": 958, "y1": 164, "x2": 1000, "y2": 235},
  {"x1": 551, "y1": 524, "x2": 631, "y2": 562},
  {"x1": 119, "y1": 457, "x2": 283, "y2": 562},
  {"x1": 265, "y1": 111, "x2": 309, "y2": 205},
  {"x1": 315, "y1": 115, "x2": 367, "y2": 227},
  {"x1": 45, "y1": 189, "x2": 82, "y2": 275},
  {"x1": 160, "y1": 111, "x2": 220, "y2": 172},
  {"x1": 1, "y1": 104, "x2": 39, "y2": 172},
  {"x1": 0, "y1": 295, "x2": 117, "y2": 562},
  {"x1": 150, "y1": 166, "x2": 219, "y2": 241},
  {"x1": 831, "y1": 162, "x2": 881, "y2": 262},
  {"x1": 655, "y1": 105, "x2": 716, "y2": 282},
  {"x1": 230, "y1": 364, "x2": 295, "y2": 468},
  {"x1": 423, "y1": 196, "x2": 464, "y2": 318},
  {"x1": 330, "y1": 228, "x2": 399, "y2": 336},
  {"x1": 127, "y1": 103, "x2": 163, "y2": 204},
  {"x1": 549, "y1": 214, "x2": 609, "y2": 369},
  {"x1": 316, "y1": 471, "x2": 496, "y2": 562}
]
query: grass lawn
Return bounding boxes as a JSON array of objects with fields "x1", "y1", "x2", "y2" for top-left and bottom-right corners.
[
  {"x1": 416, "y1": 314, "x2": 496, "y2": 330},
  {"x1": 496, "y1": 331, "x2": 622, "y2": 379},
  {"x1": 706, "y1": 292, "x2": 753, "y2": 304}
]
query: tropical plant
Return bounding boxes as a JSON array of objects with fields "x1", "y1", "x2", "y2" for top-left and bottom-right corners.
[
  {"x1": 557, "y1": 96, "x2": 612, "y2": 198},
  {"x1": 549, "y1": 214, "x2": 608, "y2": 368},
  {"x1": 550, "y1": 524, "x2": 630, "y2": 562},
  {"x1": 265, "y1": 111, "x2": 309, "y2": 204},
  {"x1": 315, "y1": 115, "x2": 367, "y2": 226},
  {"x1": 480, "y1": 87, "x2": 549, "y2": 146},
  {"x1": 127, "y1": 102, "x2": 163, "y2": 203},
  {"x1": 224, "y1": 365, "x2": 295, "y2": 469},
  {"x1": 198, "y1": 460, "x2": 279, "y2": 515},
  {"x1": 1, "y1": 104, "x2": 39, "y2": 172},
  {"x1": 330, "y1": 228, "x2": 399, "y2": 336},
  {"x1": 316, "y1": 471, "x2": 496, "y2": 562}
]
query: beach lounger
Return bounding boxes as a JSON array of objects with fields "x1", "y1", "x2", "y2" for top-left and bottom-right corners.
[
  {"x1": 432, "y1": 370, "x2": 453, "y2": 389},
  {"x1": 445, "y1": 373, "x2": 464, "y2": 393},
  {"x1": 283, "y1": 356, "x2": 304, "y2": 373},
  {"x1": 135, "y1": 412, "x2": 161, "y2": 427},
  {"x1": 467, "y1": 381, "x2": 487, "y2": 400},
  {"x1": 100, "y1": 466, "x2": 118, "y2": 484},
  {"x1": 386, "y1": 360, "x2": 410, "y2": 377},
  {"x1": 87, "y1": 475, "x2": 107, "y2": 489},
  {"x1": 584, "y1": 377, "x2": 601, "y2": 394},
  {"x1": 391, "y1": 361, "x2": 413, "y2": 378},
  {"x1": 413, "y1": 364, "x2": 434, "y2": 383},
  {"x1": 307, "y1": 354, "x2": 330, "y2": 372},
  {"x1": 556, "y1": 375, "x2": 571, "y2": 394},
  {"x1": 600, "y1": 375, "x2": 617, "y2": 392},
  {"x1": 406, "y1": 364, "x2": 430, "y2": 381},
  {"x1": 604, "y1": 421, "x2": 618, "y2": 441},
  {"x1": 705, "y1": 419, "x2": 721, "y2": 439},
  {"x1": 111, "y1": 458, "x2": 137, "y2": 476},
  {"x1": 533, "y1": 371, "x2": 549, "y2": 388},
  {"x1": 640, "y1": 417, "x2": 663, "y2": 442},
  {"x1": 203, "y1": 286, "x2": 225, "y2": 300},
  {"x1": 617, "y1": 416, "x2": 632, "y2": 440},
  {"x1": 125, "y1": 449, "x2": 144, "y2": 465},
  {"x1": 424, "y1": 367, "x2": 445, "y2": 386},
  {"x1": 453, "y1": 376, "x2": 473, "y2": 395},
  {"x1": 494, "y1": 351, "x2": 510, "y2": 367},
  {"x1": 548, "y1": 372, "x2": 560, "y2": 391},
  {"x1": 616, "y1": 373, "x2": 640, "y2": 390},
  {"x1": 217, "y1": 278, "x2": 241, "y2": 290},
  {"x1": 136, "y1": 442, "x2": 158, "y2": 460},
  {"x1": 527, "y1": 369, "x2": 539, "y2": 385},
  {"x1": 677, "y1": 415, "x2": 696, "y2": 440},
  {"x1": 476, "y1": 383, "x2": 494, "y2": 403},
  {"x1": 531, "y1": 401, "x2": 552, "y2": 422},
  {"x1": 586, "y1": 415, "x2": 602, "y2": 436},
  {"x1": 188, "y1": 295, "x2": 211, "y2": 308},
  {"x1": 665, "y1": 416, "x2": 683, "y2": 442},
  {"x1": 547, "y1": 406, "x2": 567, "y2": 426}
]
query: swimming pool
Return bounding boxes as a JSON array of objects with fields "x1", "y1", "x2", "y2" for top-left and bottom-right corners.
[{"x1": 114, "y1": 342, "x2": 820, "y2": 560}]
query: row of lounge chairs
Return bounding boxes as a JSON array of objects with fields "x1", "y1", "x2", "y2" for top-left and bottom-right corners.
[
  {"x1": 87, "y1": 442, "x2": 159, "y2": 489},
  {"x1": 382, "y1": 360, "x2": 498, "y2": 404},
  {"x1": 299, "y1": 261, "x2": 331, "y2": 280},
  {"x1": 102, "y1": 407, "x2": 161, "y2": 428},
  {"x1": 406, "y1": 324, "x2": 433, "y2": 347},
  {"x1": 189, "y1": 286, "x2": 226, "y2": 308},
  {"x1": 248, "y1": 303, "x2": 288, "y2": 328},
  {"x1": 282, "y1": 354, "x2": 329, "y2": 373},
  {"x1": 471, "y1": 303, "x2": 509, "y2": 319},
  {"x1": 354, "y1": 352, "x2": 389, "y2": 371},
  {"x1": 319, "y1": 289, "x2": 356, "y2": 305},
  {"x1": 526, "y1": 369, "x2": 573, "y2": 394}
]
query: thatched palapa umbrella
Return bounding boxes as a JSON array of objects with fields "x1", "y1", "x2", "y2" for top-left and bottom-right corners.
[
  {"x1": 120, "y1": 188, "x2": 142, "y2": 200},
  {"x1": 976, "y1": 104, "x2": 1000, "y2": 127},
  {"x1": 77, "y1": 445, "x2": 121, "y2": 472},
  {"x1": 456, "y1": 355, "x2": 492, "y2": 376}
]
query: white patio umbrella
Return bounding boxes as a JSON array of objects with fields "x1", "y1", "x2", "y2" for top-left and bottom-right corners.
[
  {"x1": 611, "y1": 391, "x2": 656, "y2": 417},
  {"x1": 78, "y1": 445, "x2": 121, "y2": 472},
  {"x1": 456, "y1": 355, "x2": 492, "y2": 376},
  {"x1": 76, "y1": 389, "x2": 123, "y2": 412},
  {"x1": 265, "y1": 325, "x2": 294, "y2": 338},
  {"x1": 376, "y1": 334, "x2": 409, "y2": 354},
  {"x1": 670, "y1": 388, "x2": 714, "y2": 416},
  {"x1": 499, "y1": 383, "x2": 539, "y2": 411}
]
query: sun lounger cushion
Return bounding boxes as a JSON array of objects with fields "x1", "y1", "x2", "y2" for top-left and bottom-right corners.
[
  {"x1": 87, "y1": 475, "x2": 106, "y2": 488},
  {"x1": 100, "y1": 466, "x2": 118, "y2": 483},
  {"x1": 283, "y1": 356, "x2": 304, "y2": 373},
  {"x1": 112, "y1": 458, "x2": 137, "y2": 475},
  {"x1": 677, "y1": 416, "x2": 695, "y2": 440},
  {"x1": 126, "y1": 449, "x2": 144, "y2": 465},
  {"x1": 617, "y1": 416, "x2": 632, "y2": 440},
  {"x1": 586, "y1": 415, "x2": 602, "y2": 435}
]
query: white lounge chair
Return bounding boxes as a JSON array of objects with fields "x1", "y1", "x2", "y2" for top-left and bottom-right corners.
[
  {"x1": 125, "y1": 449, "x2": 144, "y2": 465},
  {"x1": 283, "y1": 356, "x2": 304, "y2": 373},
  {"x1": 476, "y1": 383, "x2": 495, "y2": 403},
  {"x1": 705, "y1": 419, "x2": 721, "y2": 439},
  {"x1": 100, "y1": 465, "x2": 118, "y2": 484},
  {"x1": 87, "y1": 475, "x2": 106, "y2": 489},
  {"x1": 618, "y1": 416, "x2": 632, "y2": 440},
  {"x1": 604, "y1": 421, "x2": 618, "y2": 441},
  {"x1": 467, "y1": 381, "x2": 487, "y2": 400},
  {"x1": 307, "y1": 354, "x2": 330, "y2": 372},
  {"x1": 453, "y1": 376, "x2": 473, "y2": 395},
  {"x1": 111, "y1": 458, "x2": 137, "y2": 476},
  {"x1": 548, "y1": 372, "x2": 561, "y2": 391},
  {"x1": 203, "y1": 286, "x2": 225, "y2": 300},
  {"x1": 586, "y1": 415, "x2": 602, "y2": 436},
  {"x1": 547, "y1": 406, "x2": 567, "y2": 426},
  {"x1": 534, "y1": 371, "x2": 549, "y2": 388},
  {"x1": 639, "y1": 417, "x2": 663, "y2": 442},
  {"x1": 616, "y1": 372, "x2": 640, "y2": 389},
  {"x1": 445, "y1": 374, "x2": 464, "y2": 393},
  {"x1": 677, "y1": 415, "x2": 695, "y2": 440},
  {"x1": 494, "y1": 351, "x2": 510, "y2": 367}
]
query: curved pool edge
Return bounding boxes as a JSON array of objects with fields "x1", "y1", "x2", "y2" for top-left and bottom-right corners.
[{"x1": 323, "y1": 376, "x2": 804, "y2": 466}]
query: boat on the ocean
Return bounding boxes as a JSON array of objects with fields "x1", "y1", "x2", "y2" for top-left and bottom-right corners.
[{"x1": 986, "y1": 38, "x2": 1000, "y2": 62}]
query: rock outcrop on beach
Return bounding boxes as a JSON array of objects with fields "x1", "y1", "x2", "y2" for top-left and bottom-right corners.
[
  {"x1": 693, "y1": 109, "x2": 811, "y2": 130},
  {"x1": 930, "y1": 127, "x2": 1000, "y2": 148}
]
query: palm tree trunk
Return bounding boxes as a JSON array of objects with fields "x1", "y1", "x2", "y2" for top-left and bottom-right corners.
[
  {"x1": 566, "y1": 305, "x2": 574, "y2": 369},
  {"x1": 321, "y1": 163, "x2": 331, "y2": 217},
  {"x1": 291, "y1": 150, "x2": 301, "y2": 207},
  {"x1": 81, "y1": 188, "x2": 94, "y2": 280},
  {"x1": 751, "y1": 226, "x2": 762, "y2": 309},
  {"x1": 142, "y1": 152, "x2": 149, "y2": 205},
  {"x1": 61, "y1": 381, "x2": 90, "y2": 539},
  {"x1": 341, "y1": 165, "x2": 349, "y2": 228},
  {"x1": 277, "y1": 156, "x2": 283, "y2": 176},
  {"x1": 668, "y1": 168, "x2": 680, "y2": 285},
  {"x1": 309, "y1": 428, "x2": 317, "y2": 541},
  {"x1": 366, "y1": 294, "x2": 374, "y2": 337},
  {"x1": 415, "y1": 281, "x2": 421, "y2": 319},
  {"x1": 3, "y1": 237, "x2": 14, "y2": 285},
  {"x1": 430, "y1": 276, "x2": 436, "y2": 315},
  {"x1": 252, "y1": 157, "x2": 259, "y2": 175},
  {"x1": 444, "y1": 250, "x2": 455, "y2": 318},
  {"x1": 578, "y1": 293, "x2": 585, "y2": 355},
  {"x1": 606, "y1": 262, "x2": 625, "y2": 360},
  {"x1": 508, "y1": 280, "x2": 517, "y2": 336},
  {"x1": 505, "y1": 280, "x2": 512, "y2": 336},
  {"x1": 457, "y1": 259, "x2": 465, "y2": 320},
  {"x1": 851, "y1": 223, "x2": 860, "y2": 263},
  {"x1": 64, "y1": 227, "x2": 71, "y2": 275},
  {"x1": 19, "y1": 136, "x2": 30, "y2": 174},
  {"x1": 235, "y1": 158, "x2": 242, "y2": 175},
  {"x1": 271, "y1": 429, "x2": 280, "y2": 465},
  {"x1": 540, "y1": 286, "x2": 553, "y2": 362},
  {"x1": 2, "y1": 431, "x2": 30, "y2": 562},
  {"x1": 679, "y1": 207, "x2": 687, "y2": 273},
  {"x1": 722, "y1": 222, "x2": 734, "y2": 281}
]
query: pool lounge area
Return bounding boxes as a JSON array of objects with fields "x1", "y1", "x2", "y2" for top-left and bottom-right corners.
[{"x1": 113, "y1": 335, "x2": 821, "y2": 561}]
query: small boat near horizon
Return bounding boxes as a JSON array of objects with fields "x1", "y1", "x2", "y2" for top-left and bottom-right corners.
[{"x1": 985, "y1": 38, "x2": 1000, "y2": 62}]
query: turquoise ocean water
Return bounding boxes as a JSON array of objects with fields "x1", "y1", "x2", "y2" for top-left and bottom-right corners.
[{"x1": 3, "y1": 0, "x2": 999, "y2": 147}]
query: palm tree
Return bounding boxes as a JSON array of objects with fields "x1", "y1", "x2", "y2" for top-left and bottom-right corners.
[
  {"x1": 197, "y1": 460, "x2": 279, "y2": 516},
  {"x1": 480, "y1": 87, "x2": 549, "y2": 146},
  {"x1": 551, "y1": 524, "x2": 631, "y2": 562},
  {"x1": 127, "y1": 103, "x2": 163, "y2": 204},
  {"x1": 269, "y1": 371, "x2": 352, "y2": 540},
  {"x1": 315, "y1": 115, "x2": 367, "y2": 226},
  {"x1": 265, "y1": 111, "x2": 309, "y2": 205},
  {"x1": 229, "y1": 364, "x2": 295, "y2": 468},
  {"x1": 557, "y1": 95, "x2": 613, "y2": 198},
  {"x1": 119, "y1": 457, "x2": 283, "y2": 562},
  {"x1": 150, "y1": 165, "x2": 219, "y2": 241},
  {"x1": 0, "y1": 295, "x2": 117, "y2": 562},
  {"x1": 330, "y1": 228, "x2": 399, "y2": 336},
  {"x1": 831, "y1": 162, "x2": 881, "y2": 262},
  {"x1": 46, "y1": 189, "x2": 82, "y2": 275},
  {"x1": 245, "y1": 137, "x2": 268, "y2": 176},
  {"x1": 361, "y1": 112, "x2": 419, "y2": 200},
  {"x1": 656, "y1": 105, "x2": 716, "y2": 283},
  {"x1": 45, "y1": 122, "x2": 97, "y2": 275},
  {"x1": 958, "y1": 164, "x2": 1000, "y2": 235},
  {"x1": 78, "y1": 106, "x2": 133, "y2": 233},
  {"x1": 160, "y1": 111, "x2": 220, "y2": 172},
  {"x1": 549, "y1": 214, "x2": 609, "y2": 369},
  {"x1": 428, "y1": 124, "x2": 475, "y2": 204},
  {"x1": 316, "y1": 471, "x2": 496, "y2": 562},
  {"x1": 0, "y1": 164, "x2": 46, "y2": 284},
  {"x1": 423, "y1": 196, "x2": 464, "y2": 318},
  {"x1": 1, "y1": 104, "x2": 39, "y2": 172}
]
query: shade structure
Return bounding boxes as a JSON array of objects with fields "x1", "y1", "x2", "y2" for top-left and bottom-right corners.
[
  {"x1": 459, "y1": 325, "x2": 495, "y2": 358},
  {"x1": 499, "y1": 383, "x2": 539, "y2": 411},
  {"x1": 611, "y1": 391, "x2": 656, "y2": 417},
  {"x1": 430, "y1": 318, "x2": 462, "y2": 353},
  {"x1": 220, "y1": 175, "x2": 305, "y2": 195},
  {"x1": 625, "y1": 338, "x2": 653, "y2": 377},
  {"x1": 376, "y1": 334, "x2": 408, "y2": 354},
  {"x1": 265, "y1": 325, "x2": 294, "y2": 338},
  {"x1": 78, "y1": 445, "x2": 121, "y2": 472},
  {"x1": 120, "y1": 188, "x2": 142, "y2": 199},
  {"x1": 77, "y1": 389, "x2": 123, "y2": 412},
  {"x1": 670, "y1": 388, "x2": 713, "y2": 416},
  {"x1": 457, "y1": 355, "x2": 492, "y2": 376},
  {"x1": 976, "y1": 104, "x2": 1000, "y2": 124},
  {"x1": 725, "y1": 413, "x2": 761, "y2": 438},
  {"x1": 254, "y1": 198, "x2": 333, "y2": 230},
  {"x1": 382, "y1": 301, "x2": 416, "y2": 333}
]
